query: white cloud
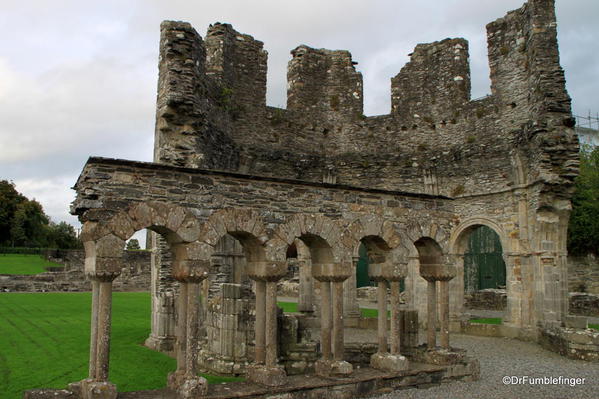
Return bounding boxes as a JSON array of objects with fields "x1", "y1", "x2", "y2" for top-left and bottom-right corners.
[{"x1": 0, "y1": 0, "x2": 597, "y2": 230}]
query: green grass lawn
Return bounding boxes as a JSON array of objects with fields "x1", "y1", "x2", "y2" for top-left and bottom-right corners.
[
  {"x1": 470, "y1": 317, "x2": 502, "y2": 325},
  {"x1": 0, "y1": 254, "x2": 62, "y2": 275},
  {"x1": 278, "y1": 301, "x2": 381, "y2": 318},
  {"x1": 0, "y1": 292, "x2": 240, "y2": 398},
  {"x1": 589, "y1": 323, "x2": 599, "y2": 331}
]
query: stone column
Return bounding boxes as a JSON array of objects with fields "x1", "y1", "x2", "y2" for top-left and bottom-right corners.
[
  {"x1": 88, "y1": 279, "x2": 100, "y2": 379},
  {"x1": 343, "y1": 258, "x2": 361, "y2": 323},
  {"x1": 265, "y1": 281, "x2": 278, "y2": 368},
  {"x1": 96, "y1": 280, "x2": 114, "y2": 381},
  {"x1": 332, "y1": 281, "x2": 345, "y2": 361},
  {"x1": 313, "y1": 262, "x2": 353, "y2": 377},
  {"x1": 176, "y1": 282, "x2": 188, "y2": 373},
  {"x1": 368, "y1": 261, "x2": 409, "y2": 372},
  {"x1": 254, "y1": 280, "x2": 266, "y2": 364},
  {"x1": 419, "y1": 261, "x2": 457, "y2": 362},
  {"x1": 185, "y1": 282, "x2": 200, "y2": 376},
  {"x1": 320, "y1": 281, "x2": 332, "y2": 361},
  {"x1": 168, "y1": 254, "x2": 210, "y2": 399},
  {"x1": 389, "y1": 281, "x2": 401, "y2": 355},
  {"x1": 439, "y1": 280, "x2": 450, "y2": 349},
  {"x1": 298, "y1": 259, "x2": 314, "y2": 313},
  {"x1": 377, "y1": 281, "x2": 388, "y2": 354},
  {"x1": 246, "y1": 261, "x2": 287, "y2": 387},
  {"x1": 426, "y1": 280, "x2": 437, "y2": 349}
]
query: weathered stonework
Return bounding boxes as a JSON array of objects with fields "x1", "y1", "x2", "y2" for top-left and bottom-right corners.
[{"x1": 29, "y1": 0, "x2": 591, "y2": 397}]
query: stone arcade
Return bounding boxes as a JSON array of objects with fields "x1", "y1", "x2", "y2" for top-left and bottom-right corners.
[{"x1": 27, "y1": 0, "x2": 585, "y2": 398}]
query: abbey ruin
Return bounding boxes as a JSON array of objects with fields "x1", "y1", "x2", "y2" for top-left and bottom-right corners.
[{"x1": 28, "y1": 0, "x2": 598, "y2": 398}]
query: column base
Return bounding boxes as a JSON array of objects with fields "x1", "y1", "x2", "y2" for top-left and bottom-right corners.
[
  {"x1": 370, "y1": 352, "x2": 409, "y2": 372},
  {"x1": 144, "y1": 334, "x2": 175, "y2": 354},
  {"x1": 167, "y1": 372, "x2": 208, "y2": 398},
  {"x1": 423, "y1": 347, "x2": 466, "y2": 365},
  {"x1": 72, "y1": 379, "x2": 117, "y2": 399},
  {"x1": 314, "y1": 359, "x2": 353, "y2": 377},
  {"x1": 246, "y1": 364, "x2": 287, "y2": 386}
]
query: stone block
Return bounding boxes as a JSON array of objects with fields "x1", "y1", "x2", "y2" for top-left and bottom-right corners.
[
  {"x1": 79, "y1": 379, "x2": 117, "y2": 399},
  {"x1": 370, "y1": 352, "x2": 409, "y2": 371},
  {"x1": 314, "y1": 359, "x2": 353, "y2": 377},
  {"x1": 564, "y1": 316, "x2": 588, "y2": 329},
  {"x1": 246, "y1": 364, "x2": 287, "y2": 386}
]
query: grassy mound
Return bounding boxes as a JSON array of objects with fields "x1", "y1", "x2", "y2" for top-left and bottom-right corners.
[{"x1": 0, "y1": 254, "x2": 62, "y2": 275}]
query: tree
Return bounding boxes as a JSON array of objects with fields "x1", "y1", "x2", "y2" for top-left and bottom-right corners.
[
  {"x1": 46, "y1": 221, "x2": 82, "y2": 249},
  {"x1": 9, "y1": 199, "x2": 49, "y2": 247},
  {"x1": 0, "y1": 180, "x2": 26, "y2": 245},
  {"x1": 0, "y1": 180, "x2": 81, "y2": 249},
  {"x1": 568, "y1": 146, "x2": 599, "y2": 256},
  {"x1": 126, "y1": 239, "x2": 141, "y2": 250}
]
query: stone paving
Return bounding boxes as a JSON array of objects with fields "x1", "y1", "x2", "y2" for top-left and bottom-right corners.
[{"x1": 374, "y1": 333, "x2": 599, "y2": 399}]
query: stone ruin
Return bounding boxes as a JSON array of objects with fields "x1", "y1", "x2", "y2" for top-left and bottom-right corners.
[{"x1": 28, "y1": 0, "x2": 597, "y2": 398}]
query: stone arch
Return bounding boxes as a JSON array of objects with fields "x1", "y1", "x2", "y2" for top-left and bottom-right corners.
[
  {"x1": 273, "y1": 214, "x2": 349, "y2": 263},
  {"x1": 346, "y1": 216, "x2": 403, "y2": 259},
  {"x1": 80, "y1": 201, "x2": 202, "y2": 244},
  {"x1": 200, "y1": 208, "x2": 270, "y2": 263},
  {"x1": 449, "y1": 216, "x2": 508, "y2": 256},
  {"x1": 447, "y1": 216, "x2": 510, "y2": 325}
]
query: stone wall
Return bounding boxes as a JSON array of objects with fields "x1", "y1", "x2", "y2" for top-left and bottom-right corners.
[
  {"x1": 568, "y1": 256, "x2": 599, "y2": 294},
  {"x1": 0, "y1": 250, "x2": 151, "y2": 293}
]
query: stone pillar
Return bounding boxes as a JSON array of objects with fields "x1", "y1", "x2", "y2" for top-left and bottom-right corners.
[
  {"x1": 176, "y1": 283, "x2": 188, "y2": 373},
  {"x1": 439, "y1": 280, "x2": 450, "y2": 349},
  {"x1": 298, "y1": 258, "x2": 314, "y2": 313},
  {"x1": 312, "y1": 262, "x2": 352, "y2": 377},
  {"x1": 368, "y1": 261, "x2": 409, "y2": 372},
  {"x1": 420, "y1": 260, "x2": 458, "y2": 364},
  {"x1": 377, "y1": 281, "x2": 388, "y2": 354},
  {"x1": 246, "y1": 261, "x2": 287, "y2": 387},
  {"x1": 88, "y1": 279, "x2": 100, "y2": 379},
  {"x1": 168, "y1": 254, "x2": 210, "y2": 399},
  {"x1": 332, "y1": 281, "x2": 345, "y2": 361},
  {"x1": 265, "y1": 281, "x2": 278, "y2": 368},
  {"x1": 426, "y1": 280, "x2": 437, "y2": 349},
  {"x1": 389, "y1": 281, "x2": 401, "y2": 354},
  {"x1": 254, "y1": 280, "x2": 266, "y2": 364},
  {"x1": 320, "y1": 281, "x2": 332, "y2": 361},
  {"x1": 96, "y1": 280, "x2": 114, "y2": 382},
  {"x1": 343, "y1": 258, "x2": 361, "y2": 323},
  {"x1": 185, "y1": 282, "x2": 200, "y2": 376}
]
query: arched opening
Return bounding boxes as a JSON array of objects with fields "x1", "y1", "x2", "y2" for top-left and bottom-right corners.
[
  {"x1": 453, "y1": 223, "x2": 507, "y2": 323},
  {"x1": 198, "y1": 229, "x2": 268, "y2": 376},
  {"x1": 464, "y1": 226, "x2": 506, "y2": 292}
]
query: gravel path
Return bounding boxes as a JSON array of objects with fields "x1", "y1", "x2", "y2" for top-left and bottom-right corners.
[{"x1": 373, "y1": 334, "x2": 599, "y2": 399}]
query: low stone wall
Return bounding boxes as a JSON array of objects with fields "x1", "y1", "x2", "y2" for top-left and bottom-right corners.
[
  {"x1": 568, "y1": 255, "x2": 599, "y2": 295},
  {"x1": 464, "y1": 289, "x2": 507, "y2": 310},
  {"x1": 568, "y1": 293, "x2": 599, "y2": 317},
  {"x1": 0, "y1": 250, "x2": 151, "y2": 293},
  {"x1": 539, "y1": 326, "x2": 599, "y2": 362}
]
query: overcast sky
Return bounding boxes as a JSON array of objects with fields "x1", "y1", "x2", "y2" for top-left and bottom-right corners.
[{"x1": 1, "y1": 0, "x2": 597, "y2": 236}]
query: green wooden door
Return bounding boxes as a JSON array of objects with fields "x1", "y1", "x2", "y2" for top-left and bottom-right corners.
[
  {"x1": 464, "y1": 226, "x2": 505, "y2": 291},
  {"x1": 356, "y1": 244, "x2": 373, "y2": 288}
]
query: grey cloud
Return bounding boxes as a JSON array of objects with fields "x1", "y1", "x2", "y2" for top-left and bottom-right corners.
[{"x1": 0, "y1": 0, "x2": 596, "y2": 229}]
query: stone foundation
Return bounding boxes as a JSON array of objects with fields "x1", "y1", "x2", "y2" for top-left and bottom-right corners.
[
  {"x1": 539, "y1": 326, "x2": 599, "y2": 362},
  {"x1": 26, "y1": 361, "x2": 479, "y2": 399}
]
